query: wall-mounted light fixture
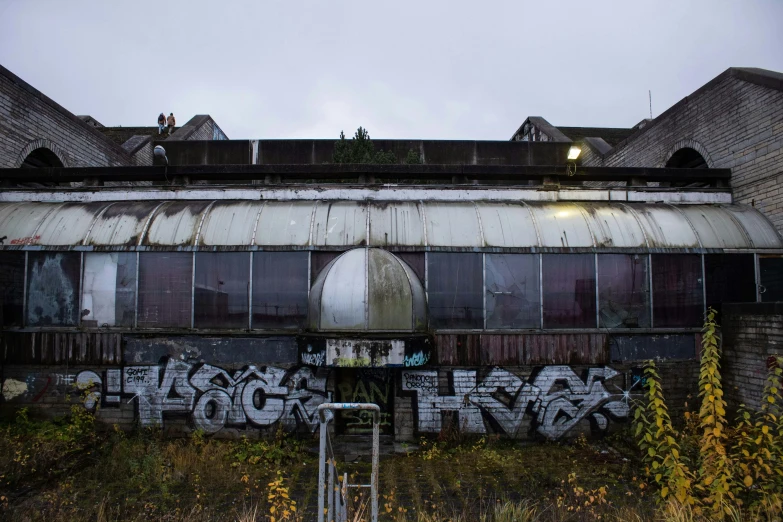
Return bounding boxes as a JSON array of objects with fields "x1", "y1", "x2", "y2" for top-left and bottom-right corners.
[{"x1": 567, "y1": 146, "x2": 582, "y2": 161}]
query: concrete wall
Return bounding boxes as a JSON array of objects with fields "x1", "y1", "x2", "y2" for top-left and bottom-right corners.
[
  {"x1": 722, "y1": 302, "x2": 783, "y2": 411},
  {"x1": 0, "y1": 65, "x2": 133, "y2": 168},
  {"x1": 587, "y1": 69, "x2": 783, "y2": 233}
]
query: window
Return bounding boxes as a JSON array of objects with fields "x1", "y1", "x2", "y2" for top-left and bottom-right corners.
[
  {"x1": 395, "y1": 252, "x2": 425, "y2": 284},
  {"x1": 427, "y1": 252, "x2": 483, "y2": 329},
  {"x1": 137, "y1": 252, "x2": 193, "y2": 328},
  {"x1": 485, "y1": 254, "x2": 540, "y2": 329},
  {"x1": 542, "y1": 254, "x2": 596, "y2": 328},
  {"x1": 598, "y1": 254, "x2": 650, "y2": 328},
  {"x1": 0, "y1": 252, "x2": 25, "y2": 326},
  {"x1": 705, "y1": 254, "x2": 756, "y2": 314},
  {"x1": 26, "y1": 252, "x2": 81, "y2": 326},
  {"x1": 311, "y1": 251, "x2": 340, "y2": 285},
  {"x1": 760, "y1": 256, "x2": 783, "y2": 302},
  {"x1": 652, "y1": 255, "x2": 703, "y2": 327},
  {"x1": 252, "y1": 252, "x2": 309, "y2": 328},
  {"x1": 195, "y1": 252, "x2": 249, "y2": 328},
  {"x1": 82, "y1": 253, "x2": 137, "y2": 327}
]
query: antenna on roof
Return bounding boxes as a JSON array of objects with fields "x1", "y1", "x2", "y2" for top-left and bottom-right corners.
[{"x1": 649, "y1": 90, "x2": 653, "y2": 120}]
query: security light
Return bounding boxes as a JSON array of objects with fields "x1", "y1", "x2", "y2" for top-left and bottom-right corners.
[
  {"x1": 153, "y1": 145, "x2": 168, "y2": 165},
  {"x1": 567, "y1": 146, "x2": 581, "y2": 161}
]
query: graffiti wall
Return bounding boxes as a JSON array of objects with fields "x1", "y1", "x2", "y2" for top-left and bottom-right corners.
[
  {"x1": 1, "y1": 363, "x2": 643, "y2": 441},
  {"x1": 73, "y1": 360, "x2": 330, "y2": 434},
  {"x1": 400, "y1": 366, "x2": 634, "y2": 440}
]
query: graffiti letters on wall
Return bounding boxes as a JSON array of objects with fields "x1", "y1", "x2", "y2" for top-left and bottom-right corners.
[
  {"x1": 401, "y1": 366, "x2": 631, "y2": 440},
  {"x1": 78, "y1": 360, "x2": 330, "y2": 434}
]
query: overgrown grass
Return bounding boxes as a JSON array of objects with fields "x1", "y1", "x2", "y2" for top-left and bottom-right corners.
[{"x1": 0, "y1": 402, "x2": 778, "y2": 521}]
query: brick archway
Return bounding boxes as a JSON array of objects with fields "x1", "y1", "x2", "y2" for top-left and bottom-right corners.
[
  {"x1": 660, "y1": 139, "x2": 714, "y2": 168},
  {"x1": 15, "y1": 138, "x2": 69, "y2": 168}
]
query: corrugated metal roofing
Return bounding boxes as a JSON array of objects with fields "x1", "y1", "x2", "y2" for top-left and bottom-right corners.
[{"x1": 0, "y1": 200, "x2": 779, "y2": 251}]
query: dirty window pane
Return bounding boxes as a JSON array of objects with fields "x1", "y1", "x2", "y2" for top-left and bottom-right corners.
[
  {"x1": 395, "y1": 252, "x2": 425, "y2": 284},
  {"x1": 311, "y1": 251, "x2": 340, "y2": 285},
  {"x1": 82, "y1": 253, "x2": 137, "y2": 327},
  {"x1": 598, "y1": 254, "x2": 650, "y2": 328},
  {"x1": 195, "y1": 252, "x2": 249, "y2": 328},
  {"x1": 760, "y1": 256, "x2": 783, "y2": 302},
  {"x1": 138, "y1": 252, "x2": 192, "y2": 328},
  {"x1": 705, "y1": 254, "x2": 756, "y2": 315},
  {"x1": 542, "y1": 254, "x2": 596, "y2": 328},
  {"x1": 427, "y1": 252, "x2": 483, "y2": 329},
  {"x1": 252, "y1": 252, "x2": 309, "y2": 328},
  {"x1": 486, "y1": 254, "x2": 540, "y2": 329},
  {"x1": 26, "y1": 252, "x2": 81, "y2": 326},
  {"x1": 652, "y1": 254, "x2": 703, "y2": 327},
  {"x1": 0, "y1": 252, "x2": 25, "y2": 326}
]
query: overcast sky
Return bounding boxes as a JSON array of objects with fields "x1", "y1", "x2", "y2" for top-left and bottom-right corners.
[{"x1": 1, "y1": 0, "x2": 781, "y2": 140}]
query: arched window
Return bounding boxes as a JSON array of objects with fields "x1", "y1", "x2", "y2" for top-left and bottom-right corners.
[
  {"x1": 20, "y1": 147, "x2": 64, "y2": 169},
  {"x1": 665, "y1": 147, "x2": 708, "y2": 169}
]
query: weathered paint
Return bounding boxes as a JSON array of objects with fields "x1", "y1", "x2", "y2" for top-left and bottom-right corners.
[
  {"x1": 326, "y1": 339, "x2": 405, "y2": 367},
  {"x1": 609, "y1": 334, "x2": 696, "y2": 361},
  {"x1": 123, "y1": 336, "x2": 299, "y2": 365}
]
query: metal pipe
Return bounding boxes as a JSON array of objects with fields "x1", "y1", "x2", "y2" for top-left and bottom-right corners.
[{"x1": 317, "y1": 412, "x2": 328, "y2": 522}]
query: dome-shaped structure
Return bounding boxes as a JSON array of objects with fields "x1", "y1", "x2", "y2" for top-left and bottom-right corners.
[{"x1": 308, "y1": 248, "x2": 427, "y2": 332}]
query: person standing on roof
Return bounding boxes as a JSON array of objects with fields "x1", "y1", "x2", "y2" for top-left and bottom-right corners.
[
  {"x1": 167, "y1": 112, "x2": 176, "y2": 135},
  {"x1": 157, "y1": 113, "x2": 166, "y2": 134}
]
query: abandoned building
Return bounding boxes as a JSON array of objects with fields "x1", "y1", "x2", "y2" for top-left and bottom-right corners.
[{"x1": 0, "y1": 64, "x2": 781, "y2": 441}]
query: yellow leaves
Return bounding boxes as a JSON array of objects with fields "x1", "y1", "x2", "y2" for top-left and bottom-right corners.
[
  {"x1": 661, "y1": 487, "x2": 669, "y2": 498},
  {"x1": 762, "y1": 425, "x2": 769, "y2": 435},
  {"x1": 744, "y1": 475, "x2": 753, "y2": 487}
]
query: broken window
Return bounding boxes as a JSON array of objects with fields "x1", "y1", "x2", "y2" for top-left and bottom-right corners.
[
  {"x1": 252, "y1": 251, "x2": 309, "y2": 328},
  {"x1": 81, "y1": 253, "x2": 137, "y2": 327},
  {"x1": 0, "y1": 252, "x2": 25, "y2": 327},
  {"x1": 652, "y1": 254, "x2": 703, "y2": 327},
  {"x1": 485, "y1": 254, "x2": 540, "y2": 329},
  {"x1": 760, "y1": 256, "x2": 783, "y2": 302},
  {"x1": 195, "y1": 252, "x2": 250, "y2": 329},
  {"x1": 137, "y1": 252, "x2": 193, "y2": 328},
  {"x1": 427, "y1": 252, "x2": 483, "y2": 329},
  {"x1": 598, "y1": 254, "x2": 650, "y2": 328},
  {"x1": 26, "y1": 252, "x2": 81, "y2": 326},
  {"x1": 705, "y1": 254, "x2": 756, "y2": 314},
  {"x1": 542, "y1": 254, "x2": 596, "y2": 328}
]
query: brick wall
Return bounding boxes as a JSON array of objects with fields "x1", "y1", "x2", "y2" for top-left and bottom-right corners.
[
  {"x1": 722, "y1": 302, "x2": 783, "y2": 410},
  {"x1": 590, "y1": 70, "x2": 783, "y2": 233},
  {"x1": 0, "y1": 65, "x2": 133, "y2": 168}
]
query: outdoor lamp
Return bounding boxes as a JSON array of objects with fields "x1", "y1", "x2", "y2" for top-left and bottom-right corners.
[{"x1": 567, "y1": 146, "x2": 581, "y2": 161}]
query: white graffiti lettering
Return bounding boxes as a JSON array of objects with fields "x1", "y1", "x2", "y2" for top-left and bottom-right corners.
[
  {"x1": 115, "y1": 361, "x2": 330, "y2": 434},
  {"x1": 401, "y1": 366, "x2": 630, "y2": 440}
]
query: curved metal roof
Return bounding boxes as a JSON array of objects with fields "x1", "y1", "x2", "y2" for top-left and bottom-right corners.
[
  {"x1": 308, "y1": 248, "x2": 427, "y2": 332},
  {"x1": 0, "y1": 200, "x2": 779, "y2": 251}
]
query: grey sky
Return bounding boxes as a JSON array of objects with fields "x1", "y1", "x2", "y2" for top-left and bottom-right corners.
[{"x1": 1, "y1": 0, "x2": 782, "y2": 140}]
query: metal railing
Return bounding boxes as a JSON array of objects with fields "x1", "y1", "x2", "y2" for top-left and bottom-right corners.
[{"x1": 317, "y1": 403, "x2": 380, "y2": 522}]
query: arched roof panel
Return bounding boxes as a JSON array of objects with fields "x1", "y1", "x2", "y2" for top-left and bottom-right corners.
[
  {"x1": 255, "y1": 201, "x2": 316, "y2": 247},
  {"x1": 0, "y1": 201, "x2": 779, "y2": 251},
  {"x1": 530, "y1": 203, "x2": 595, "y2": 248},
  {"x1": 477, "y1": 203, "x2": 539, "y2": 247},
  {"x1": 423, "y1": 202, "x2": 482, "y2": 247}
]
